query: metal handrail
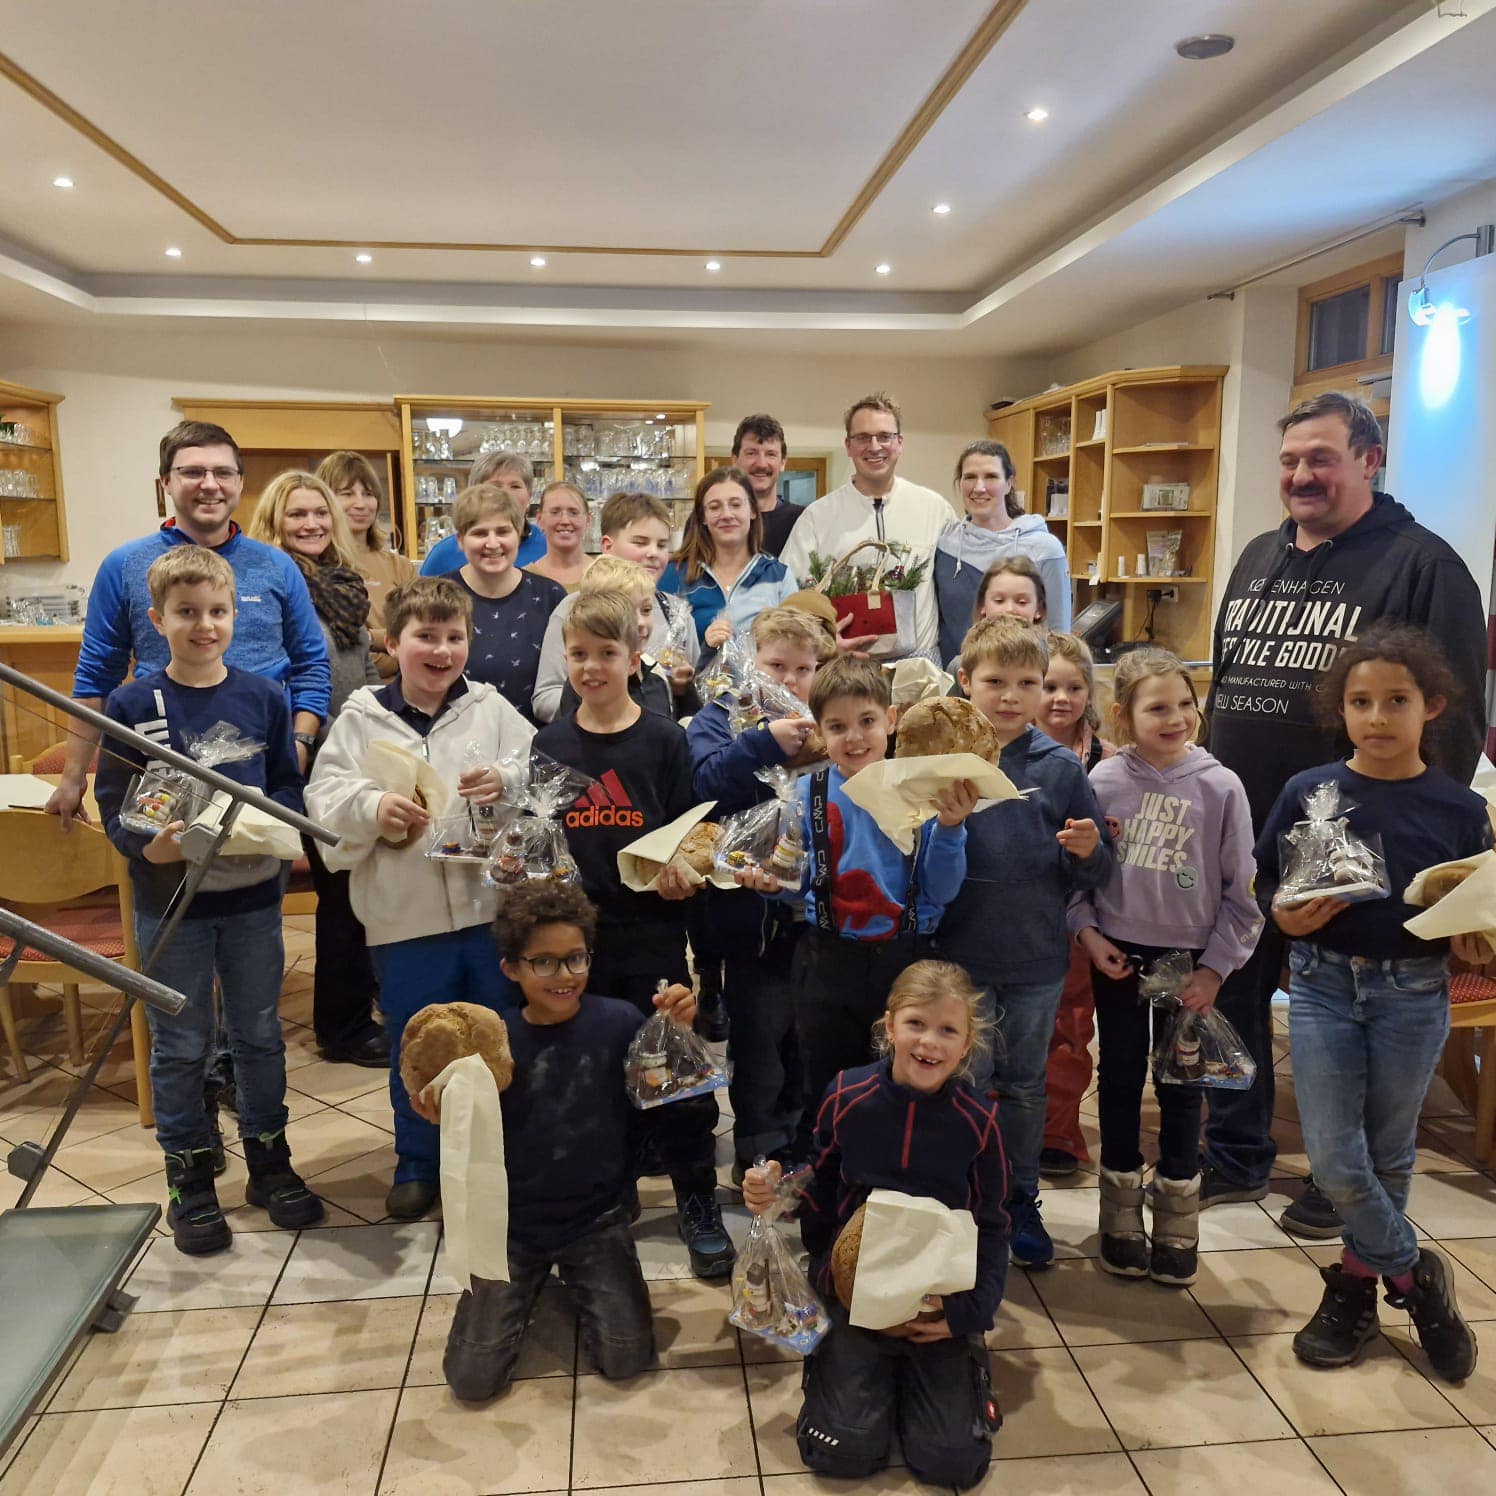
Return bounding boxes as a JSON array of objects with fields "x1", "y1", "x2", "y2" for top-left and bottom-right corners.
[{"x1": 0, "y1": 908, "x2": 184, "y2": 1016}]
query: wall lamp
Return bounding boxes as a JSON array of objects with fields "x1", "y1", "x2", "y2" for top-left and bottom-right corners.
[{"x1": 1407, "y1": 225, "x2": 1493, "y2": 325}]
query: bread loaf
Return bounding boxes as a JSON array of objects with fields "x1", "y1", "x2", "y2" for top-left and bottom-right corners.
[
  {"x1": 830, "y1": 1203, "x2": 866, "y2": 1308},
  {"x1": 894, "y1": 696, "x2": 1001, "y2": 762},
  {"x1": 634, "y1": 822, "x2": 720, "y2": 883},
  {"x1": 400, "y1": 1002, "x2": 515, "y2": 1097}
]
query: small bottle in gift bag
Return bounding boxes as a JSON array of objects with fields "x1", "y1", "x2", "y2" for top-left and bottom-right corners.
[
  {"x1": 120, "y1": 763, "x2": 197, "y2": 835},
  {"x1": 1275, "y1": 781, "x2": 1390, "y2": 907},
  {"x1": 728, "y1": 1158, "x2": 830, "y2": 1355},
  {"x1": 655, "y1": 593, "x2": 695, "y2": 674},
  {"x1": 1141, "y1": 951, "x2": 1256, "y2": 1090},
  {"x1": 714, "y1": 766, "x2": 805, "y2": 887},
  {"x1": 428, "y1": 740, "x2": 515, "y2": 863},
  {"x1": 624, "y1": 983, "x2": 729, "y2": 1109}
]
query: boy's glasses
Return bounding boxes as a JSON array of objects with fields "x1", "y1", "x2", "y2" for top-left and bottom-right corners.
[{"x1": 514, "y1": 952, "x2": 593, "y2": 978}]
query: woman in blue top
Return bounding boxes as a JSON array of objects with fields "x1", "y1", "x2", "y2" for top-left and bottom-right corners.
[{"x1": 671, "y1": 466, "x2": 797, "y2": 662}]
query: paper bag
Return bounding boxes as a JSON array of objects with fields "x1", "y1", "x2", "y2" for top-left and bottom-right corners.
[
  {"x1": 841, "y1": 752, "x2": 1025, "y2": 855},
  {"x1": 362, "y1": 739, "x2": 450, "y2": 820},
  {"x1": 1404, "y1": 849, "x2": 1496, "y2": 952},
  {"x1": 430, "y1": 1052, "x2": 508, "y2": 1293},
  {"x1": 220, "y1": 803, "x2": 306, "y2": 860},
  {"x1": 618, "y1": 800, "x2": 737, "y2": 891},
  {"x1": 847, "y1": 1189, "x2": 978, "y2": 1330},
  {"x1": 884, "y1": 657, "x2": 954, "y2": 708}
]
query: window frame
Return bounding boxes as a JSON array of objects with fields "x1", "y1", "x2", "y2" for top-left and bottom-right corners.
[{"x1": 1294, "y1": 252, "x2": 1405, "y2": 383}]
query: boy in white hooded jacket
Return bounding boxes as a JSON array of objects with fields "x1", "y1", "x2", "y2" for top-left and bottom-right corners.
[{"x1": 307, "y1": 577, "x2": 534, "y2": 1219}]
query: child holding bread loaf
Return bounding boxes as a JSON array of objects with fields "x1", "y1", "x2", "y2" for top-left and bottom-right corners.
[
  {"x1": 742, "y1": 960, "x2": 1008, "y2": 1490},
  {"x1": 307, "y1": 577, "x2": 535, "y2": 1222}
]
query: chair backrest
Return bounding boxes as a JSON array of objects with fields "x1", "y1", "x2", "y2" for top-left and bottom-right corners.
[
  {"x1": 0, "y1": 809, "x2": 117, "y2": 905},
  {"x1": 21, "y1": 742, "x2": 98, "y2": 775}
]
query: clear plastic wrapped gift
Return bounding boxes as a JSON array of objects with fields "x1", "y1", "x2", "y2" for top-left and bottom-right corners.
[
  {"x1": 1142, "y1": 951, "x2": 1257, "y2": 1090},
  {"x1": 726, "y1": 667, "x2": 809, "y2": 735},
  {"x1": 481, "y1": 752, "x2": 593, "y2": 887},
  {"x1": 712, "y1": 766, "x2": 806, "y2": 888},
  {"x1": 427, "y1": 741, "x2": 522, "y2": 864},
  {"x1": 655, "y1": 593, "x2": 695, "y2": 674},
  {"x1": 729, "y1": 1161, "x2": 830, "y2": 1356},
  {"x1": 1275, "y1": 781, "x2": 1390, "y2": 907},
  {"x1": 119, "y1": 720, "x2": 265, "y2": 836},
  {"x1": 623, "y1": 998, "x2": 729, "y2": 1110}
]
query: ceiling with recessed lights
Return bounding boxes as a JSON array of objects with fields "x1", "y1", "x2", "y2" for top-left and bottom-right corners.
[{"x1": 0, "y1": 0, "x2": 1493, "y2": 354}]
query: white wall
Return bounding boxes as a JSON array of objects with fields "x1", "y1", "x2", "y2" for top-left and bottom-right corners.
[{"x1": 1, "y1": 321, "x2": 1045, "y2": 589}]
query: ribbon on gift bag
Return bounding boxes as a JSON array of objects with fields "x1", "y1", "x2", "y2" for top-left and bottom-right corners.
[
  {"x1": 430, "y1": 1052, "x2": 508, "y2": 1293},
  {"x1": 848, "y1": 1188, "x2": 979, "y2": 1330}
]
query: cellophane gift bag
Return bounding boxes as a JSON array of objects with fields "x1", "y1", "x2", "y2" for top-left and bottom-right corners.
[
  {"x1": 729, "y1": 1160, "x2": 830, "y2": 1355},
  {"x1": 1142, "y1": 951, "x2": 1256, "y2": 1089},
  {"x1": 119, "y1": 720, "x2": 264, "y2": 835},
  {"x1": 1275, "y1": 781, "x2": 1390, "y2": 907},
  {"x1": 427, "y1": 740, "x2": 525, "y2": 864},
  {"x1": 483, "y1": 752, "x2": 593, "y2": 887},
  {"x1": 711, "y1": 766, "x2": 807, "y2": 888},
  {"x1": 624, "y1": 983, "x2": 729, "y2": 1109}
]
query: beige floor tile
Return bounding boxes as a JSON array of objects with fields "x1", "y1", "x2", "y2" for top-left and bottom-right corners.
[
  {"x1": 605, "y1": 1483, "x2": 760, "y2": 1496},
  {"x1": 380, "y1": 1380, "x2": 574, "y2": 1495},
  {"x1": 301, "y1": 1144, "x2": 400, "y2": 1223},
  {"x1": 230, "y1": 1296, "x2": 422, "y2": 1399},
  {"x1": 1480, "y1": 1423, "x2": 1496, "y2": 1450},
  {"x1": 0, "y1": 1164, "x2": 97, "y2": 1210},
  {"x1": 407, "y1": 1283, "x2": 577, "y2": 1387},
  {"x1": 1420, "y1": 1073, "x2": 1468, "y2": 1118},
  {"x1": 1195, "y1": 1197, "x2": 1300, "y2": 1253},
  {"x1": 334, "y1": 1087, "x2": 396, "y2": 1133},
  {"x1": 1413, "y1": 1126, "x2": 1487, "y2": 1174},
  {"x1": 0, "y1": 1063, "x2": 79, "y2": 1129},
  {"x1": 984, "y1": 1347, "x2": 1119, "y2": 1461},
  {"x1": 761, "y1": 1472, "x2": 935, "y2": 1493},
  {"x1": 271, "y1": 1220, "x2": 440, "y2": 1304},
  {"x1": 54, "y1": 1122, "x2": 165, "y2": 1192},
  {"x1": 1032, "y1": 1258, "x2": 1218, "y2": 1346},
  {"x1": 968, "y1": 1450, "x2": 1146, "y2": 1493},
  {"x1": 283, "y1": 1057, "x2": 389, "y2": 1105},
  {"x1": 1269, "y1": 1116, "x2": 1313, "y2": 1177},
  {"x1": 0, "y1": 1087, "x2": 142, "y2": 1148},
  {"x1": 1406, "y1": 1173, "x2": 1496, "y2": 1239},
  {"x1": 1072, "y1": 1337, "x2": 1295, "y2": 1449},
  {"x1": 186, "y1": 1387, "x2": 397, "y2": 1495},
  {"x1": 650, "y1": 1274, "x2": 741, "y2": 1367},
  {"x1": 1230, "y1": 1329, "x2": 1464, "y2": 1437},
  {"x1": 125, "y1": 1228, "x2": 295, "y2": 1312},
  {"x1": 47, "y1": 1305, "x2": 261, "y2": 1413},
  {"x1": 222, "y1": 1198, "x2": 368, "y2": 1233},
  {"x1": 229, "y1": 1105, "x2": 390, "y2": 1176},
  {"x1": 1423, "y1": 1114, "x2": 1496, "y2": 1169},
  {"x1": 2, "y1": 1403, "x2": 218, "y2": 1495},
  {"x1": 1443, "y1": 1238, "x2": 1496, "y2": 1309},
  {"x1": 1308, "y1": 1426, "x2": 1496, "y2": 1494},
  {"x1": 1033, "y1": 1187, "x2": 1103, "y2": 1260},
  {"x1": 985, "y1": 1266, "x2": 1065, "y2": 1350},
  {"x1": 572, "y1": 1364, "x2": 757, "y2": 1487},
  {"x1": 1130, "y1": 1438, "x2": 1341, "y2": 1494},
  {"x1": 1189, "y1": 1247, "x2": 1336, "y2": 1337},
  {"x1": 1385, "y1": 1318, "x2": 1496, "y2": 1422}
]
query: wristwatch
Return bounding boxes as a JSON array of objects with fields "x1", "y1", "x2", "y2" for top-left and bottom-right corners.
[{"x1": 294, "y1": 732, "x2": 317, "y2": 750}]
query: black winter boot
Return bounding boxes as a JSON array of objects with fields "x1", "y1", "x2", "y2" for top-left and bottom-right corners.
[
  {"x1": 1385, "y1": 1248, "x2": 1478, "y2": 1383},
  {"x1": 164, "y1": 1149, "x2": 232, "y2": 1256},
  {"x1": 1293, "y1": 1265, "x2": 1379, "y2": 1367},
  {"x1": 244, "y1": 1131, "x2": 325, "y2": 1228}
]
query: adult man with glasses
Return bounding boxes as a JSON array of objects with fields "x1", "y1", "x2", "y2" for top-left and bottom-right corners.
[
  {"x1": 46, "y1": 421, "x2": 330, "y2": 826},
  {"x1": 780, "y1": 393, "x2": 952, "y2": 659}
]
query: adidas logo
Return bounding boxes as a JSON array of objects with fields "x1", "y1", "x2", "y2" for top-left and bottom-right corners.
[{"x1": 565, "y1": 768, "x2": 644, "y2": 829}]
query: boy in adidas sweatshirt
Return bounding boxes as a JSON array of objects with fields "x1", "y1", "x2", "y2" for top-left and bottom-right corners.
[{"x1": 533, "y1": 588, "x2": 733, "y2": 1280}]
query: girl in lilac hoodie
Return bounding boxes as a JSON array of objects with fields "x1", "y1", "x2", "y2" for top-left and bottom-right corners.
[{"x1": 1068, "y1": 649, "x2": 1262, "y2": 1287}]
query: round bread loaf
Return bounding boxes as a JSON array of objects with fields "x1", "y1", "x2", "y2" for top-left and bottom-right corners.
[
  {"x1": 830, "y1": 1203, "x2": 866, "y2": 1309},
  {"x1": 400, "y1": 1001, "x2": 515, "y2": 1097},
  {"x1": 786, "y1": 727, "x2": 827, "y2": 769},
  {"x1": 894, "y1": 696, "x2": 1001, "y2": 762},
  {"x1": 635, "y1": 822, "x2": 720, "y2": 883}
]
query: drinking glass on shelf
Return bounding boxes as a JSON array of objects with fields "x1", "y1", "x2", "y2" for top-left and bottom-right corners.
[{"x1": 443, "y1": 476, "x2": 459, "y2": 500}]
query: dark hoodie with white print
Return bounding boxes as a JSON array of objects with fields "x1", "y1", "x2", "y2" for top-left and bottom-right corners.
[
  {"x1": 1069, "y1": 745, "x2": 1263, "y2": 979},
  {"x1": 1206, "y1": 493, "x2": 1485, "y2": 829},
  {"x1": 934, "y1": 514, "x2": 1071, "y2": 661}
]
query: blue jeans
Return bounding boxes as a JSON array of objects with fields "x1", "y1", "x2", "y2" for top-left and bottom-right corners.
[
  {"x1": 972, "y1": 975, "x2": 1066, "y2": 1201},
  {"x1": 136, "y1": 903, "x2": 289, "y2": 1155},
  {"x1": 372, "y1": 925, "x2": 519, "y2": 1185},
  {"x1": 1288, "y1": 943, "x2": 1450, "y2": 1276}
]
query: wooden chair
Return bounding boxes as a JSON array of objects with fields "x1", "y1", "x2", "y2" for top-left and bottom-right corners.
[
  {"x1": 0, "y1": 809, "x2": 151, "y2": 1125},
  {"x1": 1443, "y1": 970, "x2": 1496, "y2": 1163},
  {"x1": 8, "y1": 741, "x2": 98, "y2": 775}
]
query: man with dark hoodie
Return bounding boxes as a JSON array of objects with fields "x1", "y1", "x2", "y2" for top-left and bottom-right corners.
[{"x1": 1203, "y1": 391, "x2": 1485, "y2": 1237}]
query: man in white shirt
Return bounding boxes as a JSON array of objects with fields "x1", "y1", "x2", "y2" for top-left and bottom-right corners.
[{"x1": 780, "y1": 392, "x2": 952, "y2": 659}]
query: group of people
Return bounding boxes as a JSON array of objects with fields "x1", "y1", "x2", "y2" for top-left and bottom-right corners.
[{"x1": 47, "y1": 386, "x2": 1492, "y2": 1489}]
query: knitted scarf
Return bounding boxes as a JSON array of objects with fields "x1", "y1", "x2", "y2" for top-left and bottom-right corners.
[{"x1": 293, "y1": 553, "x2": 370, "y2": 651}]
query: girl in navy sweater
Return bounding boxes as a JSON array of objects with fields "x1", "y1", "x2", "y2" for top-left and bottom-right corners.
[
  {"x1": 743, "y1": 960, "x2": 1008, "y2": 1490},
  {"x1": 1257, "y1": 623, "x2": 1490, "y2": 1383}
]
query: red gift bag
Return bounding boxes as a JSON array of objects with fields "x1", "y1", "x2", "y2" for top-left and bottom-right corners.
[{"x1": 816, "y1": 541, "x2": 916, "y2": 656}]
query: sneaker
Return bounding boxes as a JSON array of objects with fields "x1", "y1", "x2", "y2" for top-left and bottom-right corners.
[
  {"x1": 243, "y1": 1131, "x2": 325, "y2": 1229},
  {"x1": 1039, "y1": 1147, "x2": 1080, "y2": 1179},
  {"x1": 1008, "y1": 1192, "x2": 1053, "y2": 1270},
  {"x1": 1292, "y1": 1265, "x2": 1380, "y2": 1367},
  {"x1": 694, "y1": 985, "x2": 730, "y2": 1045},
  {"x1": 677, "y1": 1191, "x2": 736, "y2": 1279},
  {"x1": 164, "y1": 1148, "x2": 232, "y2": 1256},
  {"x1": 385, "y1": 1178, "x2": 440, "y2": 1220},
  {"x1": 1386, "y1": 1248, "x2": 1478, "y2": 1383},
  {"x1": 1279, "y1": 1179, "x2": 1344, "y2": 1239},
  {"x1": 1197, "y1": 1166, "x2": 1267, "y2": 1209}
]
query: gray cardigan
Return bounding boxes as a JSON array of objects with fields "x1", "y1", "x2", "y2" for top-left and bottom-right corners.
[{"x1": 317, "y1": 619, "x2": 381, "y2": 745}]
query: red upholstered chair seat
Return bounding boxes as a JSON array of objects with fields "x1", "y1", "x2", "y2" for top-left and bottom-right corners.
[{"x1": 0, "y1": 904, "x2": 127, "y2": 964}]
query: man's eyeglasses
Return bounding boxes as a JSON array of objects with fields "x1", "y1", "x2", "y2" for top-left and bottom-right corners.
[
  {"x1": 514, "y1": 951, "x2": 593, "y2": 978},
  {"x1": 848, "y1": 432, "x2": 901, "y2": 449},
  {"x1": 170, "y1": 466, "x2": 243, "y2": 484}
]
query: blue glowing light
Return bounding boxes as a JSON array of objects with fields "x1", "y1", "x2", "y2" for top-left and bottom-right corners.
[{"x1": 1418, "y1": 300, "x2": 1465, "y2": 409}]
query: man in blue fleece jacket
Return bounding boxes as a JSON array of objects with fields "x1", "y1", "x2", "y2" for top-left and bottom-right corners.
[{"x1": 47, "y1": 421, "x2": 329, "y2": 826}]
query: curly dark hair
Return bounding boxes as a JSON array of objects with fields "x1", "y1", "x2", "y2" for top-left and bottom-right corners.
[
  {"x1": 1315, "y1": 620, "x2": 1459, "y2": 765},
  {"x1": 492, "y1": 881, "x2": 598, "y2": 961}
]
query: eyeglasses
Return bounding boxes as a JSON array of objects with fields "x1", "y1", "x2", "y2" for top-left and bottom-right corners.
[
  {"x1": 514, "y1": 951, "x2": 593, "y2": 978},
  {"x1": 171, "y1": 466, "x2": 243, "y2": 484},
  {"x1": 848, "y1": 432, "x2": 901, "y2": 449}
]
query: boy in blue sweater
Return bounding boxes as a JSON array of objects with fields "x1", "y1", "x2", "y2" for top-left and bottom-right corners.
[
  {"x1": 95, "y1": 546, "x2": 324, "y2": 1256},
  {"x1": 938, "y1": 617, "x2": 1113, "y2": 1269},
  {"x1": 423, "y1": 881, "x2": 698, "y2": 1401},
  {"x1": 737, "y1": 656, "x2": 976, "y2": 1160}
]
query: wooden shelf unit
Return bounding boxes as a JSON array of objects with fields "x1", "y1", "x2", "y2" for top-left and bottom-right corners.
[
  {"x1": 0, "y1": 380, "x2": 68, "y2": 565},
  {"x1": 987, "y1": 366, "x2": 1226, "y2": 658}
]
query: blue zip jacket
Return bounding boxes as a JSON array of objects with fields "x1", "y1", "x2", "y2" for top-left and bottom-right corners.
[
  {"x1": 775, "y1": 765, "x2": 967, "y2": 940},
  {"x1": 939, "y1": 726, "x2": 1113, "y2": 985},
  {"x1": 74, "y1": 523, "x2": 331, "y2": 720},
  {"x1": 673, "y1": 552, "x2": 798, "y2": 644}
]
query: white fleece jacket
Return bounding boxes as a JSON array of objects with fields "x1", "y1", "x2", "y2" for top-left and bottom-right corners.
[{"x1": 306, "y1": 681, "x2": 535, "y2": 946}]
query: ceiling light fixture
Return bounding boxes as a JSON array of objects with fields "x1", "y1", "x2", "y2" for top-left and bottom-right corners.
[
  {"x1": 164, "y1": 246, "x2": 182, "y2": 258},
  {"x1": 1407, "y1": 226, "x2": 1493, "y2": 324},
  {"x1": 705, "y1": 259, "x2": 722, "y2": 272},
  {"x1": 355, "y1": 252, "x2": 372, "y2": 264},
  {"x1": 655, "y1": 413, "x2": 668, "y2": 420},
  {"x1": 52, "y1": 175, "x2": 74, "y2": 189},
  {"x1": 932, "y1": 202, "x2": 952, "y2": 216},
  {"x1": 1025, "y1": 106, "x2": 1048, "y2": 122},
  {"x1": 1175, "y1": 34, "x2": 1235, "y2": 61},
  {"x1": 530, "y1": 255, "x2": 547, "y2": 268},
  {"x1": 875, "y1": 263, "x2": 892, "y2": 276}
]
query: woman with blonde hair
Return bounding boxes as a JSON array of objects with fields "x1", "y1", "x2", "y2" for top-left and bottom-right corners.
[{"x1": 248, "y1": 470, "x2": 387, "y2": 1068}]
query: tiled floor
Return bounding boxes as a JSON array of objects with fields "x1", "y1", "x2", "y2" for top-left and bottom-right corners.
[{"x1": 3, "y1": 915, "x2": 1496, "y2": 1493}]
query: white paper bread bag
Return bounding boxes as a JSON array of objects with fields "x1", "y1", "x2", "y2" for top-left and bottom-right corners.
[
  {"x1": 429, "y1": 1053, "x2": 509, "y2": 1292},
  {"x1": 219, "y1": 802, "x2": 305, "y2": 860},
  {"x1": 618, "y1": 800, "x2": 737, "y2": 892},
  {"x1": 884, "y1": 657, "x2": 954, "y2": 708},
  {"x1": 362, "y1": 739, "x2": 451, "y2": 823},
  {"x1": 841, "y1": 753, "x2": 1024, "y2": 855},
  {"x1": 847, "y1": 1188, "x2": 979, "y2": 1330},
  {"x1": 1403, "y1": 848, "x2": 1496, "y2": 956}
]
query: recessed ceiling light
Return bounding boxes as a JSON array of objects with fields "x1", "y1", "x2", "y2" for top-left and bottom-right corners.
[
  {"x1": 932, "y1": 202, "x2": 952, "y2": 216},
  {"x1": 52, "y1": 175, "x2": 74, "y2": 190},
  {"x1": 705, "y1": 259, "x2": 722, "y2": 272},
  {"x1": 1025, "y1": 106, "x2": 1049, "y2": 123},
  {"x1": 875, "y1": 262, "x2": 892, "y2": 276},
  {"x1": 164, "y1": 246, "x2": 183, "y2": 258},
  {"x1": 655, "y1": 413, "x2": 668, "y2": 420},
  {"x1": 1175, "y1": 34, "x2": 1234, "y2": 61},
  {"x1": 530, "y1": 255, "x2": 547, "y2": 267},
  {"x1": 355, "y1": 252, "x2": 372, "y2": 264}
]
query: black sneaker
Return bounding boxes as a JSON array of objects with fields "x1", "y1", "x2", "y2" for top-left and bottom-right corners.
[
  {"x1": 1279, "y1": 1179, "x2": 1344, "y2": 1239},
  {"x1": 164, "y1": 1148, "x2": 232, "y2": 1256},
  {"x1": 1039, "y1": 1147, "x2": 1080, "y2": 1179},
  {"x1": 1197, "y1": 1166, "x2": 1267, "y2": 1209},
  {"x1": 1386, "y1": 1248, "x2": 1478, "y2": 1383},
  {"x1": 1292, "y1": 1265, "x2": 1380, "y2": 1367},
  {"x1": 385, "y1": 1179, "x2": 440, "y2": 1220},
  {"x1": 694, "y1": 986, "x2": 730, "y2": 1045},
  {"x1": 243, "y1": 1131, "x2": 325, "y2": 1229},
  {"x1": 677, "y1": 1191, "x2": 736, "y2": 1279},
  {"x1": 319, "y1": 1031, "x2": 391, "y2": 1069}
]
